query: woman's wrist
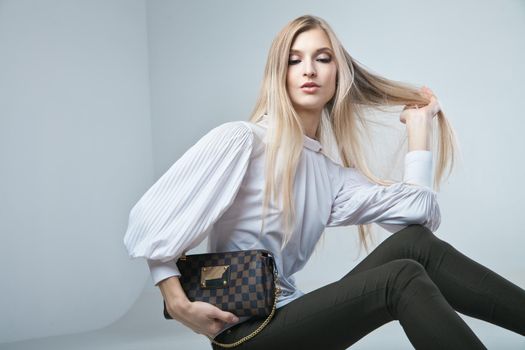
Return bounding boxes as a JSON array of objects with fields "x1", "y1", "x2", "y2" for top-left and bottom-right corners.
[
  {"x1": 158, "y1": 276, "x2": 192, "y2": 315},
  {"x1": 406, "y1": 118, "x2": 432, "y2": 151}
]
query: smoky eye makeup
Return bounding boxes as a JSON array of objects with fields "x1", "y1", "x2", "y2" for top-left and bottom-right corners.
[{"x1": 288, "y1": 54, "x2": 333, "y2": 65}]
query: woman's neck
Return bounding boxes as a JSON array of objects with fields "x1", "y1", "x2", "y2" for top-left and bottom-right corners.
[{"x1": 297, "y1": 109, "x2": 322, "y2": 140}]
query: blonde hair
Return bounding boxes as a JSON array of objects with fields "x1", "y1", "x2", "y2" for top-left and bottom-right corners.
[{"x1": 248, "y1": 14, "x2": 458, "y2": 254}]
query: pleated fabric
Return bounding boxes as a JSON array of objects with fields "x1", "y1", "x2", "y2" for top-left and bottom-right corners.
[{"x1": 123, "y1": 121, "x2": 254, "y2": 278}]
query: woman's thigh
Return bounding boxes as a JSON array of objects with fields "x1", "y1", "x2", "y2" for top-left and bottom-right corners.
[
  {"x1": 212, "y1": 259, "x2": 424, "y2": 350},
  {"x1": 343, "y1": 224, "x2": 446, "y2": 279}
]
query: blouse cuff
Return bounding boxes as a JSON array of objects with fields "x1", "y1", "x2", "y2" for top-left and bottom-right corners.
[
  {"x1": 147, "y1": 258, "x2": 181, "y2": 286},
  {"x1": 403, "y1": 150, "x2": 433, "y2": 188}
]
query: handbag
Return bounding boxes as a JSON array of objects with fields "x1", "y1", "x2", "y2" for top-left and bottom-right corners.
[{"x1": 162, "y1": 249, "x2": 281, "y2": 348}]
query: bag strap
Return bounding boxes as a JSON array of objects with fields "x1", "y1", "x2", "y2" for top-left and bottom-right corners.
[{"x1": 208, "y1": 262, "x2": 282, "y2": 348}]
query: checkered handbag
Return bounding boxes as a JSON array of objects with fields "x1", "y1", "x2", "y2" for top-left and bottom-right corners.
[{"x1": 162, "y1": 249, "x2": 281, "y2": 348}]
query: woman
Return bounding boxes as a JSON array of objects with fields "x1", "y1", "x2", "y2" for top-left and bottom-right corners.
[{"x1": 123, "y1": 14, "x2": 525, "y2": 349}]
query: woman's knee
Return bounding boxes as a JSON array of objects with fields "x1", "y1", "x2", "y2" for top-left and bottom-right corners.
[
  {"x1": 398, "y1": 224, "x2": 452, "y2": 252},
  {"x1": 387, "y1": 258, "x2": 426, "y2": 280},
  {"x1": 386, "y1": 258, "x2": 439, "y2": 295},
  {"x1": 385, "y1": 259, "x2": 441, "y2": 316},
  {"x1": 400, "y1": 224, "x2": 434, "y2": 240}
]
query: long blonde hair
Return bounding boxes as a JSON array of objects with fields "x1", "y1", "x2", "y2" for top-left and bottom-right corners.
[{"x1": 248, "y1": 14, "x2": 458, "y2": 254}]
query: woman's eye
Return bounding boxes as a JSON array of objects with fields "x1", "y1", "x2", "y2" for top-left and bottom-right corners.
[{"x1": 288, "y1": 57, "x2": 332, "y2": 65}]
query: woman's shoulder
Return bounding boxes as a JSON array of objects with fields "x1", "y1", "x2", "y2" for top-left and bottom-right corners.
[
  {"x1": 210, "y1": 120, "x2": 254, "y2": 136},
  {"x1": 217, "y1": 119, "x2": 267, "y2": 149},
  {"x1": 198, "y1": 120, "x2": 256, "y2": 148},
  {"x1": 194, "y1": 120, "x2": 268, "y2": 162}
]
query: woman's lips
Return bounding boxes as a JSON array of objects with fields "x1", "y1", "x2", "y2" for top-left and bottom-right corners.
[{"x1": 301, "y1": 86, "x2": 320, "y2": 94}]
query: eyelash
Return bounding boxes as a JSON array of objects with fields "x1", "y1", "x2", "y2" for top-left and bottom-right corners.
[{"x1": 288, "y1": 57, "x2": 332, "y2": 65}]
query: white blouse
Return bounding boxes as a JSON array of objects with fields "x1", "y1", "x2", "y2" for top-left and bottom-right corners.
[{"x1": 123, "y1": 115, "x2": 440, "y2": 334}]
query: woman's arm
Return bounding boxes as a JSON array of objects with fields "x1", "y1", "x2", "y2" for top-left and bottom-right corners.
[
  {"x1": 326, "y1": 167, "x2": 441, "y2": 231},
  {"x1": 122, "y1": 121, "x2": 252, "y2": 338},
  {"x1": 123, "y1": 121, "x2": 254, "y2": 286},
  {"x1": 406, "y1": 116, "x2": 432, "y2": 151},
  {"x1": 400, "y1": 86, "x2": 441, "y2": 151}
]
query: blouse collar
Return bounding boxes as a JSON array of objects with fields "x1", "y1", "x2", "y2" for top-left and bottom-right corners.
[{"x1": 302, "y1": 134, "x2": 322, "y2": 152}]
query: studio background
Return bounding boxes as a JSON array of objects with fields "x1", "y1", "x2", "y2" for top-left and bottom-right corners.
[{"x1": 1, "y1": 0, "x2": 524, "y2": 349}]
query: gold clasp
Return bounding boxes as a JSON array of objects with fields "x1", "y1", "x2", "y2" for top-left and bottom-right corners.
[{"x1": 200, "y1": 265, "x2": 231, "y2": 289}]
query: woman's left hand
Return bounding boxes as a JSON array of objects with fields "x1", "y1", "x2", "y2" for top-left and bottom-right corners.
[{"x1": 399, "y1": 86, "x2": 441, "y2": 125}]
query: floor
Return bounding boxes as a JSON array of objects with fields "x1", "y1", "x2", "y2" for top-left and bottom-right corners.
[{"x1": 1, "y1": 285, "x2": 524, "y2": 350}]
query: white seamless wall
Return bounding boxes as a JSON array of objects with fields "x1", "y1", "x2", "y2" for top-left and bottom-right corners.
[{"x1": 0, "y1": 0, "x2": 152, "y2": 343}]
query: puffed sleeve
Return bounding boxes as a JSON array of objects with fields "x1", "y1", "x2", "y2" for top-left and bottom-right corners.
[
  {"x1": 123, "y1": 121, "x2": 254, "y2": 285},
  {"x1": 326, "y1": 150, "x2": 441, "y2": 233}
]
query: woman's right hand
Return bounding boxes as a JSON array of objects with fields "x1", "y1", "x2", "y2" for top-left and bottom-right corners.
[
  {"x1": 399, "y1": 86, "x2": 441, "y2": 125},
  {"x1": 166, "y1": 299, "x2": 240, "y2": 338},
  {"x1": 159, "y1": 276, "x2": 239, "y2": 338}
]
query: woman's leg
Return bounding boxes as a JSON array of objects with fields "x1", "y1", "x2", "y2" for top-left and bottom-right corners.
[
  {"x1": 212, "y1": 258, "x2": 486, "y2": 349},
  {"x1": 343, "y1": 224, "x2": 525, "y2": 336}
]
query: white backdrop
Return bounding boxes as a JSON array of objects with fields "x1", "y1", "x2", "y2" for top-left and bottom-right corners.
[
  {"x1": 0, "y1": 0, "x2": 152, "y2": 343},
  {"x1": 1, "y1": 0, "x2": 524, "y2": 348}
]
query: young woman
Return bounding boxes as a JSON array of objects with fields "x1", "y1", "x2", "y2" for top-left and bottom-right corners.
[{"x1": 123, "y1": 14, "x2": 525, "y2": 349}]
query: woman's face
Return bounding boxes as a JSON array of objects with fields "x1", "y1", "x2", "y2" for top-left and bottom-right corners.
[{"x1": 286, "y1": 28, "x2": 337, "y2": 116}]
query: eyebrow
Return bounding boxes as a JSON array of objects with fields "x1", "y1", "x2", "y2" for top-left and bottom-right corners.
[{"x1": 289, "y1": 47, "x2": 333, "y2": 55}]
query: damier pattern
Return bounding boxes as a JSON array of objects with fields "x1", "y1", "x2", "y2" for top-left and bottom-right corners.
[{"x1": 163, "y1": 249, "x2": 277, "y2": 318}]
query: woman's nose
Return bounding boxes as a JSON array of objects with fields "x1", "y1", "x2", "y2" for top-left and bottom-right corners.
[{"x1": 303, "y1": 60, "x2": 317, "y2": 77}]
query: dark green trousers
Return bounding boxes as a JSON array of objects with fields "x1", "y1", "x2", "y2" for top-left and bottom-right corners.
[{"x1": 212, "y1": 224, "x2": 525, "y2": 349}]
